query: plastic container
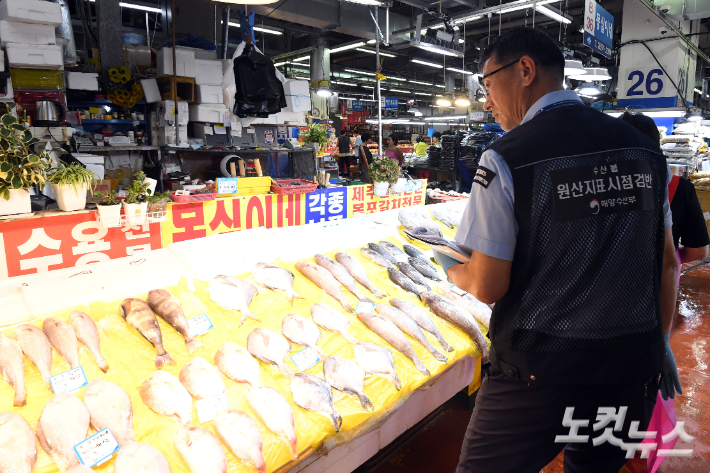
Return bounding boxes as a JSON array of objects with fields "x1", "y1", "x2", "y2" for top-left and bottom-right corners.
[
  {"x1": 52, "y1": 184, "x2": 87, "y2": 211},
  {"x1": 0, "y1": 0, "x2": 62, "y2": 25},
  {"x1": 0, "y1": 188, "x2": 30, "y2": 216},
  {"x1": 96, "y1": 203, "x2": 121, "y2": 228},
  {"x1": 270, "y1": 179, "x2": 318, "y2": 195},
  {"x1": 195, "y1": 84, "x2": 222, "y2": 104},
  {"x1": 122, "y1": 201, "x2": 148, "y2": 225},
  {"x1": 0, "y1": 20, "x2": 55, "y2": 45},
  {"x1": 194, "y1": 59, "x2": 223, "y2": 85},
  {"x1": 66, "y1": 72, "x2": 99, "y2": 91},
  {"x1": 6, "y1": 43, "x2": 63, "y2": 69},
  {"x1": 10, "y1": 69, "x2": 64, "y2": 89},
  {"x1": 170, "y1": 191, "x2": 217, "y2": 203}
]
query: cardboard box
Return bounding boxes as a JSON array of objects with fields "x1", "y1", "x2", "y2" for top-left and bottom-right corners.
[
  {"x1": 157, "y1": 47, "x2": 196, "y2": 78},
  {"x1": 0, "y1": 0, "x2": 62, "y2": 25},
  {"x1": 66, "y1": 72, "x2": 99, "y2": 91},
  {"x1": 6, "y1": 43, "x2": 63, "y2": 69},
  {"x1": 194, "y1": 59, "x2": 223, "y2": 86},
  {"x1": 0, "y1": 20, "x2": 55, "y2": 45}
]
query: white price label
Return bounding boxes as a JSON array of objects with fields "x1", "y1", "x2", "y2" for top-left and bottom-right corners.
[
  {"x1": 216, "y1": 178, "x2": 238, "y2": 195},
  {"x1": 247, "y1": 127, "x2": 256, "y2": 134},
  {"x1": 73, "y1": 428, "x2": 120, "y2": 467},
  {"x1": 214, "y1": 124, "x2": 227, "y2": 135},
  {"x1": 196, "y1": 392, "x2": 229, "y2": 424},
  {"x1": 450, "y1": 285, "x2": 467, "y2": 296},
  {"x1": 289, "y1": 347, "x2": 321, "y2": 371},
  {"x1": 187, "y1": 314, "x2": 214, "y2": 337},
  {"x1": 394, "y1": 254, "x2": 408, "y2": 263},
  {"x1": 204, "y1": 126, "x2": 213, "y2": 136},
  {"x1": 50, "y1": 367, "x2": 88, "y2": 394},
  {"x1": 355, "y1": 301, "x2": 375, "y2": 314},
  {"x1": 223, "y1": 111, "x2": 231, "y2": 127}
]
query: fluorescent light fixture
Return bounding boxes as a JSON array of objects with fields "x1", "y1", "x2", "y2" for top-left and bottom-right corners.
[
  {"x1": 564, "y1": 59, "x2": 585, "y2": 76},
  {"x1": 447, "y1": 67, "x2": 473, "y2": 75},
  {"x1": 410, "y1": 80, "x2": 433, "y2": 86},
  {"x1": 293, "y1": 56, "x2": 310, "y2": 62},
  {"x1": 569, "y1": 67, "x2": 611, "y2": 81},
  {"x1": 389, "y1": 89, "x2": 410, "y2": 93},
  {"x1": 332, "y1": 81, "x2": 357, "y2": 86},
  {"x1": 688, "y1": 114, "x2": 703, "y2": 122},
  {"x1": 411, "y1": 59, "x2": 443, "y2": 69},
  {"x1": 274, "y1": 61, "x2": 289, "y2": 66},
  {"x1": 330, "y1": 42, "x2": 366, "y2": 53},
  {"x1": 575, "y1": 82, "x2": 602, "y2": 97},
  {"x1": 434, "y1": 85, "x2": 445, "y2": 88},
  {"x1": 424, "y1": 115, "x2": 467, "y2": 120},
  {"x1": 345, "y1": 68, "x2": 376, "y2": 76},
  {"x1": 535, "y1": 5, "x2": 571, "y2": 24},
  {"x1": 387, "y1": 76, "x2": 407, "y2": 82},
  {"x1": 226, "y1": 21, "x2": 283, "y2": 35},
  {"x1": 459, "y1": 39, "x2": 465, "y2": 44},
  {"x1": 411, "y1": 41, "x2": 463, "y2": 57},
  {"x1": 497, "y1": 0, "x2": 556, "y2": 14},
  {"x1": 362, "y1": 86, "x2": 375, "y2": 89},
  {"x1": 367, "y1": 39, "x2": 376, "y2": 44},
  {"x1": 430, "y1": 15, "x2": 482, "y2": 28},
  {"x1": 341, "y1": 0, "x2": 386, "y2": 5},
  {"x1": 117, "y1": 2, "x2": 163, "y2": 13},
  {"x1": 415, "y1": 92, "x2": 432, "y2": 96},
  {"x1": 694, "y1": 88, "x2": 703, "y2": 94},
  {"x1": 355, "y1": 48, "x2": 396, "y2": 58}
]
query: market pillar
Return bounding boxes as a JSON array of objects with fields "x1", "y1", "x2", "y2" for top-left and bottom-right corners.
[{"x1": 96, "y1": 0, "x2": 124, "y2": 84}]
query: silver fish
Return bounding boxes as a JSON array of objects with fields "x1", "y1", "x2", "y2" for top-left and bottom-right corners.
[
  {"x1": 36, "y1": 392, "x2": 90, "y2": 471},
  {"x1": 140, "y1": 370, "x2": 192, "y2": 425},
  {"x1": 42, "y1": 317, "x2": 79, "y2": 369},
  {"x1": 439, "y1": 287, "x2": 492, "y2": 329},
  {"x1": 397, "y1": 262, "x2": 432, "y2": 291},
  {"x1": 353, "y1": 342, "x2": 402, "y2": 390},
  {"x1": 83, "y1": 379, "x2": 135, "y2": 446},
  {"x1": 0, "y1": 412, "x2": 36, "y2": 473},
  {"x1": 252, "y1": 263, "x2": 304, "y2": 304},
  {"x1": 213, "y1": 410, "x2": 266, "y2": 473},
  {"x1": 403, "y1": 244, "x2": 428, "y2": 261},
  {"x1": 247, "y1": 328, "x2": 294, "y2": 378},
  {"x1": 114, "y1": 441, "x2": 171, "y2": 473},
  {"x1": 13, "y1": 324, "x2": 52, "y2": 389},
  {"x1": 420, "y1": 291, "x2": 489, "y2": 362},
  {"x1": 179, "y1": 356, "x2": 226, "y2": 400},
  {"x1": 175, "y1": 425, "x2": 227, "y2": 473},
  {"x1": 323, "y1": 355, "x2": 373, "y2": 411},
  {"x1": 246, "y1": 386, "x2": 298, "y2": 460},
  {"x1": 431, "y1": 206, "x2": 457, "y2": 228},
  {"x1": 0, "y1": 332, "x2": 26, "y2": 407},
  {"x1": 335, "y1": 252, "x2": 385, "y2": 298},
  {"x1": 120, "y1": 298, "x2": 175, "y2": 369},
  {"x1": 215, "y1": 342, "x2": 261, "y2": 387},
  {"x1": 390, "y1": 298, "x2": 452, "y2": 352},
  {"x1": 356, "y1": 312, "x2": 430, "y2": 376},
  {"x1": 387, "y1": 267, "x2": 422, "y2": 299},
  {"x1": 310, "y1": 303, "x2": 358, "y2": 344},
  {"x1": 360, "y1": 247, "x2": 393, "y2": 268},
  {"x1": 282, "y1": 314, "x2": 325, "y2": 359},
  {"x1": 375, "y1": 304, "x2": 446, "y2": 362},
  {"x1": 295, "y1": 261, "x2": 352, "y2": 312},
  {"x1": 378, "y1": 240, "x2": 403, "y2": 256},
  {"x1": 208, "y1": 275, "x2": 260, "y2": 326},
  {"x1": 291, "y1": 372, "x2": 342, "y2": 432},
  {"x1": 398, "y1": 207, "x2": 443, "y2": 236},
  {"x1": 408, "y1": 257, "x2": 442, "y2": 282},
  {"x1": 69, "y1": 310, "x2": 109, "y2": 372},
  {"x1": 367, "y1": 243, "x2": 398, "y2": 265},
  {"x1": 315, "y1": 254, "x2": 372, "y2": 303},
  {"x1": 147, "y1": 289, "x2": 202, "y2": 355}
]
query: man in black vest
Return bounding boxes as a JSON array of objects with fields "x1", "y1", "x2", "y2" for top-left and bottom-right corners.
[{"x1": 435, "y1": 27, "x2": 682, "y2": 472}]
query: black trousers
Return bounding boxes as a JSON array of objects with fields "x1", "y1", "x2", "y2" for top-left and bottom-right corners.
[
  {"x1": 339, "y1": 154, "x2": 352, "y2": 175},
  {"x1": 456, "y1": 366, "x2": 659, "y2": 473}
]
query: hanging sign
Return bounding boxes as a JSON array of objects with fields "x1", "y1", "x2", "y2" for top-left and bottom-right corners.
[
  {"x1": 380, "y1": 97, "x2": 399, "y2": 109},
  {"x1": 584, "y1": 0, "x2": 613, "y2": 59}
]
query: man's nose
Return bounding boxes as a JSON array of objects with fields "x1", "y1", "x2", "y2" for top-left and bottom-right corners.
[{"x1": 483, "y1": 96, "x2": 493, "y2": 111}]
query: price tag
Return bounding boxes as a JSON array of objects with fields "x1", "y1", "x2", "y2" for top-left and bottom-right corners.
[
  {"x1": 247, "y1": 127, "x2": 256, "y2": 134},
  {"x1": 216, "y1": 178, "x2": 238, "y2": 195},
  {"x1": 214, "y1": 124, "x2": 227, "y2": 135},
  {"x1": 187, "y1": 314, "x2": 213, "y2": 337},
  {"x1": 289, "y1": 347, "x2": 321, "y2": 371},
  {"x1": 355, "y1": 301, "x2": 375, "y2": 314},
  {"x1": 73, "y1": 428, "x2": 120, "y2": 467},
  {"x1": 450, "y1": 285, "x2": 467, "y2": 296},
  {"x1": 394, "y1": 254, "x2": 408, "y2": 263},
  {"x1": 203, "y1": 125, "x2": 213, "y2": 136},
  {"x1": 50, "y1": 367, "x2": 88, "y2": 394},
  {"x1": 195, "y1": 392, "x2": 229, "y2": 424},
  {"x1": 223, "y1": 111, "x2": 231, "y2": 127}
]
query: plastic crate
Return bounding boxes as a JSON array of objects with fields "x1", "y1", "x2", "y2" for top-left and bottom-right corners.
[
  {"x1": 170, "y1": 191, "x2": 217, "y2": 203},
  {"x1": 270, "y1": 179, "x2": 318, "y2": 195}
]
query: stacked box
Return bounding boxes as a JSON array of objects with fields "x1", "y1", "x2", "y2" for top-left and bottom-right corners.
[{"x1": 0, "y1": 0, "x2": 63, "y2": 70}]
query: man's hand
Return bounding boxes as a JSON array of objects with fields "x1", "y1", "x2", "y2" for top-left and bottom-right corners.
[
  {"x1": 661, "y1": 333, "x2": 682, "y2": 400},
  {"x1": 432, "y1": 249, "x2": 462, "y2": 280}
]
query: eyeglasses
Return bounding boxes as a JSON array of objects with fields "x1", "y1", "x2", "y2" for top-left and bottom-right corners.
[{"x1": 480, "y1": 58, "x2": 521, "y2": 97}]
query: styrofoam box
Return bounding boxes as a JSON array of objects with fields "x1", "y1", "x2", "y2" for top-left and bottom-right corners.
[
  {"x1": 195, "y1": 84, "x2": 222, "y2": 104},
  {"x1": 6, "y1": 43, "x2": 62, "y2": 69},
  {"x1": 194, "y1": 59, "x2": 223, "y2": 86},
  {"x1": 0, "y1": 0, "x2": 62, "y2": 25},
  {"x1": 66, "y1": 72, "x2": 98, "y2": 91},
  {"x1": 189, "y1": 104, "x2": 227, "y2": 123},
  {"x1": 282, "y1": 79, "x2": 311, "y2": 112},
  {"x1": 0, "y1": 20, "x2": 55, "y2": 45},
  {"x1": 157, "y1": 47, "x2": 196, "y2": 78}
]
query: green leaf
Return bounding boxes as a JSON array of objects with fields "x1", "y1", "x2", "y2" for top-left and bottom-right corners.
[
  {"x1": 0, "y1": 162, "x2": 10, "y2": 173},
  {"x1": 26, "y1": 138, "x2": 40, "y2": 146},
  {"x1": 0, "y1": 128, "x2": 12, "y2": 138},
  {"x1": 21, "y1": 130, "x2": 32, "y2": 142},
  {"x1": 11, "y1": 175, "x2": 22, "y2": 189},
  {"x1": 52, "y1": 147, "x2": 67, "y2": 155},
  {"x1": 27, "y1": 155, "x2": 39, "y2": 163},
  {"x1": 1, "y1": 114, "x2": 17, "y2": 126},
  {"x1": 11, "y1": 124, "x2": 26, "y2": 131},
  {"x1": 2, "y1": 188, "x2": 8, "y2": 201}
]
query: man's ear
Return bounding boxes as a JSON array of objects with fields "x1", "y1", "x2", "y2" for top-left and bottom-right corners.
[{"x1": 519, "y1": 56, "x2": 537, "y2": 87}]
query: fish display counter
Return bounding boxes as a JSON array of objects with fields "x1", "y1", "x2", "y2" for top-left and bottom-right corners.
[{"x1": 0, "y1": 201, "x2": 484, "y2": 473}]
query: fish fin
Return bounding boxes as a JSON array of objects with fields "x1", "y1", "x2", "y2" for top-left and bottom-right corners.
[
  {"x1": 413, "y1": 356, "x2": 430, "y2": 376},
  {"x1": 185, "y1": 338, "x2": 203, "y2": 355},
  {"x1": 373, "y1": 289, "x2": 386, "y2": 298},
  {"x1": 440, "y1": 339, "x2": 454, "y2": 352},
  {"x1": 277, "y1": 362, "x2": 295, "y2": 378},
  {"x1": 341, "y1": 300, "x2": 353, "y2": 313},
  {"x1": 288, "y1": 434, "x2": 299, "y2": 460},
  {"x1": 431, "y1": 349, "x2": 448, "y2": 363},
  {"x1": 390, "y1": 372, "x2": 403, "y2": 391},
  {"x1": 288, "y1": 290, "x2": 305, "y2": 305},
  {"x1": 239, "y1": 312, "x2": 247, "y2": 326},
  {"x1": 155, "y1": 351, "x2": 175, "y2": 369},
  {"x1": 331, "y1": 411, "x2": 343, "y2": 432},
  {"x1": 357, "y1": 393, "x2": 374, "y2": 412}
]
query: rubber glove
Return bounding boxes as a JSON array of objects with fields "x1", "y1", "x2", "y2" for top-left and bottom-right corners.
[
  {"x1": 432, "y1": 249, "x2": 462, "y2": 281},
  {"x1": 660, "y1": 333, "x2": 682, "y2": 400}
]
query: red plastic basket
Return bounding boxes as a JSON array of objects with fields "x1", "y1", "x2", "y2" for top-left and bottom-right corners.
[
  {"x1": 170, "y1": 191, "x2": 217, "y2": 203},
  {"x1": 270, "y1": 179, "x2": 319, "y2": 195}
]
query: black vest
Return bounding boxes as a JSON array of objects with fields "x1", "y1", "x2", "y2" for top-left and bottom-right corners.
[{"x1": 487, "y1": 104, "x2": 666, "y2": 386}]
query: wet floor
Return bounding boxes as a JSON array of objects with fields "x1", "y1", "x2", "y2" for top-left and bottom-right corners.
[{"x1": 356, "y1": 264, "x2": 710, "y2": 473}]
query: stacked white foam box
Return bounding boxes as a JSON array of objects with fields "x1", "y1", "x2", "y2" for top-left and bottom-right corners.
[
  {"x1": 0, "y1": 0, "x2": 63, "y2": 70},
  {"x1": 156, "y1": 47, "x2": 196, "y2": 78},
  {"x1": 191, "y1": 58, "x2": 226, "y2": 135}
]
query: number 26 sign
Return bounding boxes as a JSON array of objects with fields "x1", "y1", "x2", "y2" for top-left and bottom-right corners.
[{"x1": 622, "y1": 67, "x2": 670, "y2": 99}]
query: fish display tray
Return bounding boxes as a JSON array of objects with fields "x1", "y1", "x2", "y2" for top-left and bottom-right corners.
[
  {"x1": 170, "y1": 192, "x2": 217, "y2": 203},
  {"x1": 270, "y1": 179, "x2": 318, "y2": 195}
]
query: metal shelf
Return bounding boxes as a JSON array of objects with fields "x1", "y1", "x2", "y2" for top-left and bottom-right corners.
[
  {"x1": 80, "y1": 119, "x2": 146, "y2": 124},
  {"x1": 68, "y1": 100, "x2": 146, "y2": 107},
  {"x1": 164, "y1": 147, "x2": 314, "y2": 154},
  {"x1": 76, "y1": 146, "x2": 160, "y2": 152}
]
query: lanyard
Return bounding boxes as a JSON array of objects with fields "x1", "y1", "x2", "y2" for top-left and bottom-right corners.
[{"x1": 533, "y1": 99, "x2": 584, "y2": 117}]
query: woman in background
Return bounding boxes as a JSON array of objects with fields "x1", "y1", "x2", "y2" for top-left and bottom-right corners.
[
  {"x1": 414, "y1": 136, "x2": 428, "y2": 157},
  {"x1": 385, "y1": 136, "x2": 405, "y2": 165}
]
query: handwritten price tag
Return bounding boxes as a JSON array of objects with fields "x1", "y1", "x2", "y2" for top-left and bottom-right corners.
[
  {"x1": 290, "y1": 347, "x2": 321, "y2": 371},
  {"x1": 195, "y1": 392, "x2": 229, "y2": 424},
  {"x1": 355, "y1": 301, "x2": 375, "y2": 314},
  {"x1": 450, "y1": 285, "x2": 467, "y2": 296},
  {"x1": 188, "y1": 314, "x2": 214, "y2": 337},
  {"x1": 216, "y1": 178, "x2": 238, "y2": 195},
  {"x1": 73, "y1": 428, "x2": 120, "y2": 467},
  {"x1": 50, "y1": 367, "x2": 88, "y2": 394}
]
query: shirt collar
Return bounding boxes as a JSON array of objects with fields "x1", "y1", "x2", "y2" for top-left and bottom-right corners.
[{"x1": 521, "y1": 90, "x2": 583, "y2": 125}]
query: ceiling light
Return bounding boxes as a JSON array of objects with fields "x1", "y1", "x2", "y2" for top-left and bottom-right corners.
[
  {"x1": 225, "y1": 22, "x2": 283, "y2": 35},
  {"x1": 387, "y1": 76, "x2": 407, "y2": 82},
  {"x1": 435, "y1": 95, "x2": 452, "y2": 107},
  {"x1": 367, "y1": 39, "x2": 376, "y2": 44},
  {"x1": 415, "y1": 92, "x2": 432, "y2": 96},
  {"x1": 389, "y1": 89, "x2": 410, "y2": 93},
  {"x1": 355, "y1": 48, "x2": 395, "y2": 58},
  {"x1": 333, "y1": 81, "x2": 357, "y2": 86},
  {"x1": 274, "y1": 61, "x2": 289, "y2": 66},
  {"x1": 447, "y1": 67, "x2": 473, "y2": 75},
  {"x1": 345, "y1": 68, "x2": 376, "y2": 76},
  {"x1": 330, "y1": 42, "x2": 366, "y2": 53},
  {"x1": 564, "y1": 59, "x2": 585, "y2": 76},
  {"x1": 569, "y1": 67, "x2": 612, "y2": 81},
  {"x1": 424, "y1": 115, "x2": 467, "y2": 120},
  {"x1": 688, "y1": 113, "x2": 703, "y2": 122},
  {"x1": 411, "y1": 40, "x2": 463, "y2": 58},
  {"x1": 409, "y1": 107, "x2": 423, "y2": 116},
  {"x1": 459, "y1": 39, "x2": 465, "y2": 44},
  {"x1": 315, "y1": 79, "x2": 333, "y2": 97},
  {"x1": 411, "y1": 59, "x2": 443, "y2": 69},
  {"x1": 118, "y1": 2, "x2": 163, "y2": 13},
  {"x1": 340, "y1": 0, "x2": 387, "y2": 5},
  {"x1": 211, "y1": 0, "x2": 278, "y2": 4},
  {"x1": 434, "y1": 85, "x2": 445, "y2": 88},
  {"x1": 496, "y1": 0, "x2": 556, "y2": 14},
  {"x1": 575, "y1": 82, "x2": 602, "y2": 97},
  {"x1": 293, "y1": 56, "x2": 310, "y2": 62},
  {"x1": 410, "y1": 80, "x2": 433, "y2": 86},
  {"x1": 454, "y1": 90, "x2": 471, "y2": 106},
  {"x1": 476, "y1": 90, "x2": 486, "y2": 102},
  {"x1": 362, "y1": 85, "x2": 375, "y2": 89},
  {"x1": 535, "y1": 5, "x2": 571, "y2": 24},
  {"x1": 604, "y1": 109, "x2": 686, "y2": 118}
]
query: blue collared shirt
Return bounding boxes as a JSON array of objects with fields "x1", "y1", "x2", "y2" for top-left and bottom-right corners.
[{"x1": 455, "y1": 91, "x2": 672, "y2": 261}]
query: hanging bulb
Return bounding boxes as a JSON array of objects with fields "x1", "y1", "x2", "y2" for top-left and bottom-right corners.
[{"x1": 454, "y1": 89, "x2": 472, "y2": 107}]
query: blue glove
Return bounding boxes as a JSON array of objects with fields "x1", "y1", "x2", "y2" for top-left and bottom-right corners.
[
  {"x1": 660, "y1": 333, "x2": 682, "y2": 400},
  {"x1": 432, "y1": 249, "x2": 462, "y2": 281}
]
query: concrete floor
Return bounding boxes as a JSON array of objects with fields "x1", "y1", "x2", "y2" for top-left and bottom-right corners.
[{"x1": 356, "y1": 264, "x2": 710, "y2": 473}]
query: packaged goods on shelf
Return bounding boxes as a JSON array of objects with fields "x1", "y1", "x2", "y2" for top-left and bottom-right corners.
[
  {"x1": 0, "y1": 20, "x2": 55, "y2": 45},
  {"x1": 0, "y1": 0, "x2": 62, "y2": 25}
]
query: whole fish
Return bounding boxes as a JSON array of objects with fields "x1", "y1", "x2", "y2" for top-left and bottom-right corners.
[
  {"x1": 360, "y1": 247, "x2": 393, "y2": 268},
  {"x1": 375, "y1": 304, "x2": 446, "y2": 362},
  {"x1": 252, "y1": 263, "x2": 304, "y2": 304},
  {"x1": 175, "y1": 425, "x2": 227, "y2": 473},
  {"x1": 387, "y1": 267, "x2": 422, "y2": 299},
  {"x1": 246, "y1": 386, "x2": 298, "y2": 460},
  {"x1": 247, "y1": 328, "x2": 294, "y2": 378},
  {"x1": 282, "y1": 314, "x2": 325, "y2": 358},
  {"x1": 119, "y1": 298, "x2": 175, "y2": 369},
  {"x1": 390, "y1": 299, "x2": 452, "y2": 352},
  {"x1": 69, "y1": 310, "x2": 109, "y2": 373},
  {"x1": 213, "y1": 410, "x2": 266, "y2": 473},
  {"x1": 310, "y1": 303, "x2": 358, "y2": 344},
  {"x1": 0, "y1": 412, "x2": 36, "y2": 473},
  {"x1": 356, "y1": 312, "x2": 430, "y2": 376},
  {"x1": 179, "y1": 356, "x2": 225, "y2": 400},
  {"x1": 291, "y1": 372, "x2": 342, "y2": 432},
  {"x1": 215, "y1": 342, "x2": 261, "y2": 387},
  {"x1": 36, "y1": 392, "x2": 90, "y2": 471},
  {"x1": 42, "y1": 317, "x2": 79, "y2": 369},
  {"x1": 420, "y1": 291, "x2": 489, "y2": 362},
  {"x1": 439, "y1": 287, "x2": 492, "y2": 329},
  {"x1": 295, "y1": 261, "x2": 352, "y2": 312},
  {"x1": 353, "y1": 342, "x2": 402, "y2": 390},
  {"x1": 378, "y1": 241, "x2": 404, "y2": 256},
  {"x1": 397, "y1": 262, "x2": 432, "y2": 291},
  {"x1": 367, "y1": 243, "x2": 398, "y2": 265},
  {"x1": 140, "y1": 370, "x2": 192, "y2": 425},
  {"x1": 83, "y1": 379, "x2": 135, "y2": 446},
  {"x1": 323, "y1": 356, "x2": 373, "y2": 411},
  {"x1": 431, "y1": 206, "x2": 457, "y2": 228},
  {"x1": 114, "y1": 441, "x2": 171, "y2": 473},
  {"x1": 398, "y1": 207, "x2": 443, "y2": 236},
  {"x1": 335, "y1": 252, "x2": 385, "y2": 298},
  {"x1": 13, "y1": 324, "x2": 52, "y2": 388},
  {"x1": 409, "y1": 257, "x2": 442, "y2": 282},
  {"x1": 208, "y1": 275, "x2": 260, "y2": 326},
  {"x1": 403, "y1": 244, "x2": 428, "y2": 262},
  {"x1": 147, "y1": 289, "x2": 202, "y2": 354},
  {"x1": 0, "y1": 332, "x2": 26, "y2": 407},
  {"x1": 315, "y1": 254, "x2": 372, "y2": 303}
]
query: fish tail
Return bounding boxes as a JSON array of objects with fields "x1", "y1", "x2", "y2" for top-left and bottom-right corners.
[
  {"x1": 341, "y1": 299, "x2": 353, "y2": 312},
  {"x1": 431, "y1": 347, "x2": 448, "y2": 363},
  {"x1": 391, "y1": 372, "x2": 403, "y2": 391},
  {"x1": 288, "y1": 434, "x2": 299, "y2": 460},
  {"x1": 277, "y1": 362, "x2": 295, "y2": 378},
  {"x1": 413, "y1": 356, "x2": 430, "y2": 376},
  {"x1": 13, "y1": 389, "x2": 27, "y2": 407},
  {"x1": 289, "y1": 290, "x2": 306, "y2": 303},
  {"x1": 185, "y1": 338, "x2": 203, "y2": 355},
  {"x1": 96, "y1": 355, "x2": 110, "y2": 373},
  {"x1": 312, "y1": 345, "x2": 326, "y2": 359},
  {"x1": 155, "y1": 349, "x2": 175, "y2": 369},
  {"x1": 373, "y1": 288, "x2": 386, "y2": 298},
  {"x1": 358, "y1": 295, "x2": 373, "y2": 303},
  {"x1": 358, "y1": 392, "x2": 374, "y2": 412},
  {"x1": 330, "y1": 410, "x2": 343, "y2": 432},
  {"x1": 439, "y1": 337, "x2": 454, "y2": 352}
]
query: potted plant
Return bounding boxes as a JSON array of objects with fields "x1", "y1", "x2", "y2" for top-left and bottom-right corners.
[
  {"x1": 368, "y1": 155, "x2": 401, "y2": 197},
  {"x1": 47, "y1": 161, "x2": 97, "y2": 212},
  {"x1": 147, "y1": 190, "x2": 171, "y2": 223},
  {"x1": 123, "y1": 171, "x2": 151, "y2": 225},
  {"x1": 300, "y1": 123, "x2": 328, "y2": 153},
  {"x1": 0, "y1": 106, "x2": 55, "y2": 216},
  {"x1": 95, "y1": 190, "x2": 122, "y2": 228}
]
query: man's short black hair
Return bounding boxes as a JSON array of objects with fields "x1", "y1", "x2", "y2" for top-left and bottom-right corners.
[
  {"x1": 432, "y1": 131, "x2": 442, "y2": 139},
  {"x1": 340, "y1": 129, "x2": 346, "y2": 135},
  {"x1": 361, "y1": 132, "x2": 372, "y2": 141},
  {"x1": 619, "y1": 112, "x2": 661, "y2": 144},
  {"x1": 483, "y1": 27, "x2": 564, "y2": 80}
]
